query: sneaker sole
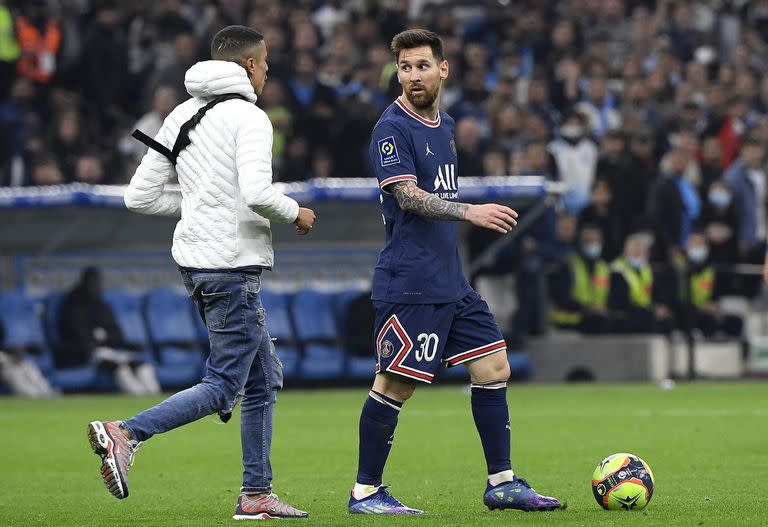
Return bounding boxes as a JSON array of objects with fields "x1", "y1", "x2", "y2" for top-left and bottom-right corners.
[
  {"x1": 87, "y1": 421, "x2": 128, "y2": 500},
  {"x1": 486, "y1": 502, "x2": 561, "y2": 512},
  {"x1": 233, "y1": 513, "x2": 309, "y2": 520}
]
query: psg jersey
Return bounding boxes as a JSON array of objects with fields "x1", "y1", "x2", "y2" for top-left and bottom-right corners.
[{"x1": 369, "y1": 97, "x2": 472, "y2": 304}]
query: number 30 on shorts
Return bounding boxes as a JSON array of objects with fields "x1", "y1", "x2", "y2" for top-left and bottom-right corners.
[{"x1": 415, "y1": 333, "x2": 439, "y2": 361}]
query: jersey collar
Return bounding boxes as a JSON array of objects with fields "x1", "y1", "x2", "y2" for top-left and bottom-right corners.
[{"x1": 395, "y1": 97, "x2": 441, "y2": 128}]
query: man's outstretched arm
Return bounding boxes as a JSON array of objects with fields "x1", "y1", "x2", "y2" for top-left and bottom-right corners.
[{"x1": 389, "y1": 181, "x2": 518, "y2": 233}]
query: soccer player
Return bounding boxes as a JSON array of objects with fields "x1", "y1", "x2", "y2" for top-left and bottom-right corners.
[
  {"x1": 86, "y1": 26, "x2": 314, "y2": 520},
  {"x1": 347, "y1": 29, "x2": 562, "y2": 515}
]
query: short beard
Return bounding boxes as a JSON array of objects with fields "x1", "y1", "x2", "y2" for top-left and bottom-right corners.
[{"x1": 405, "y1": 85, "x2": 439, "y2": 109}]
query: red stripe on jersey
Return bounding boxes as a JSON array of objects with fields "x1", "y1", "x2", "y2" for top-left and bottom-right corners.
[
  {"x1": 395, "y1": 97, "x2": 441, "y2": 128},
  {"x1": 380, "y1": 174, "x2": 417, "y2": 189}
]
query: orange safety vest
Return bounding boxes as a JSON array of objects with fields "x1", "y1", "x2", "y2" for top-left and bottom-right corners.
[{"x1": 15, "y1": 16, "x2": 61, "y2": 83}]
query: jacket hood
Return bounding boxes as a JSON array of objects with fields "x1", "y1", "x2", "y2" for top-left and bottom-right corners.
[{"x1": 185, "y1": 60, "x2": 258, "y2": 103}]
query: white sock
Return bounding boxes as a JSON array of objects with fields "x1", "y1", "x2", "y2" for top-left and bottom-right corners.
[
  {"x1": 488, "y1": 469, "x2": 515, "y2": 486},
  {"x1": 352, "y1": 483, "x2": 379, "y2": 500}
]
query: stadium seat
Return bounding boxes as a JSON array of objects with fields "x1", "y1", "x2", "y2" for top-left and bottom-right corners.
[
  {"x1": 290, "y1": 288, "x2": 345, "y2": 380},
  {"x1": 102, "y1": 289, "x2": 152, "y2": 360},
  {"x1": 0, "y1": 291, "x2": 54, "y2": 375},
  {"x1": 335, "y1": 287, "x2": 375, "y2": 380},
  {"x1": 260, "y1": 288, "x2": 299, "y2": 380},
  {"x1": 144, "y1": 288, "x2": 204, "y2": 389}
]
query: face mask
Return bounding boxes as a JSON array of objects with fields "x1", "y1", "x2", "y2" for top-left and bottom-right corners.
[
  {"x1": 628, "y1": 257, "x2": 647, "y2": 269},
  {"x1": 560, "y1": 125, "x2": 583, "y2": 139},
  {"x1": 582, "y1": 243, "x2": 602, "y2": 260},
  {"x1": 708, "y1": 190, "x2": 731, "y2": 208},
  {"x1": 687, "y1": 246, "x2": 708, "y2": 263}
]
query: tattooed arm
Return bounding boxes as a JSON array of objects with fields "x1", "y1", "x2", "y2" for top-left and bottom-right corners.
[
  {"x1": 389, "y1": 181, "x2": 519, "y2": 233},
  {"x1": 390, "y1": 181, "x2": 468, "y2": 220}
]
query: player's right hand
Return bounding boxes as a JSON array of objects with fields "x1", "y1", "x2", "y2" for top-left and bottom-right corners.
[
  {"x1": 465, "y1": 203, "x2": 517, "y2": 234},
  {"x1": 294, "y1": 207, "x2": 316, "y2": 235}
]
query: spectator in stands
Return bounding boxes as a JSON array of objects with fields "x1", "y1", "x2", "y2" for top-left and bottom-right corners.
[
  {"x1": 548, "y1": 111, "x2": 598, "y2": 214},
  {"x1": 699, "y1": 135, "x2": 723, "y2": 197},
  {"x1": 608, "y1": 233, "x2": 675, "y2": 334},
  {"x1": 698, "y1": 180, "x2": 741, "y2": 294},
  {"x1": 31, "y1": 153, "x2": 64, "y2": 186},
  {"x1": 723, "y1": 138, "x2": 766, "y2": 245},
  {"x1": 286, "y1": 51, "x2": 337, "y2": 150},
  {"x1": 676, "y1": 230, "x2": 743, "y2": 338},
  {"x1": 0, "y1": 2, "x2": 19, "y2": 99},
  {"x1": 718, "y1": 95, "x2": 751, "y2": 170},
  {"x1": 455, "y1": 116, "x2": 484, "y2": 177},
  {"x1": 73, "y1": 153, "x2": 105, "y2": 184},
  {"x1": 723, "y1": 135, "x2": 767, "y2": 296},
  {"x1": 624, "y1": 127, "x2": 659, "y2": 220},
  {"x1": 0, "y1": 318, "x2": 57, "y2": 398},
  {"x1": 47, "y1": 109, "x2": 87, "y2": 182},
  {"x1": 578, "y1": 179, "x2": 626, "y2": 262},
  {"x1": 649, "y1": 144, "x2": 701, "y2": 259},
  {"x1": 576, "y1": 75, "x2": 621, "y2": 138},
  {"x1": 127, "y1": 85, "x2": 178, "y2": 161},
  {"x1": 482, "y1": 147, "x2": 507, "y2": 178},
  {"x1": 14, "y1": 0, "x2": 61, "y2": 85},
  {"x1": 549, "y1": 224, "x2": 612, "y2": 334},
  {"x1": 511, "y1": 212, "x2": 577, "y2": 341},
  {"x1": 514, "y1": 140, "x2": 556, "y2": 178},
  {"x1": 55, "y1": 267, "x2": 160, "y2": 395}
]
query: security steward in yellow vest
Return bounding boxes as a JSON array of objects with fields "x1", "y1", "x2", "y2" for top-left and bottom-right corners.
[
  {"x1": 678, "y1": 231, "x2": 743, "y2": 337},
  {"x1": 607, "y1": 233, "x2": 675, "y2": 334},
  {"x1": 550, "y1": 224, "x2": 612, "y2": 333}
]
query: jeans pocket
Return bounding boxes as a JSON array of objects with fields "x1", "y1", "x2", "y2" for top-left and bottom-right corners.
[
  {"x1": 269, "y1": 340, "x2": 284, "y2": 391},
  {"x1": 200, "y1": 290, "x2": 231, "y2": 331}
]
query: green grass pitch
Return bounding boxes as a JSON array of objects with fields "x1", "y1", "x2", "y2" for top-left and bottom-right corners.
[{"x1": 1, "y1": 381, "x2": 767, "y2": 526}]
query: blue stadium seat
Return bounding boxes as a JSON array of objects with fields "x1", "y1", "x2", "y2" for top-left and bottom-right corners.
[
  {"x1": 0, "y1": 291, "x2": 53, "y2": 375},
  {"x1": 260, "y1": 288, "x2": 299, "y2": 380},
  {"x1": 102, "y1": 289, "x2": 152, "y2": 360},
  {"x1": 291, "y1": 288, "x2": 344, "y2": 380},
  {"x1": 346, "y1": 354, "x2": 376, "y2": 380},
  {"x1": 334, "y1": 287, "x2": 374, "y2": 380},
  {"x1": 144, "y1": 288, "x2": 204, "y2": 388}
]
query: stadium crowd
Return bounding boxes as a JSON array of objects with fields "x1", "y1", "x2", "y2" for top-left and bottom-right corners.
[{"x1": 0, "y1": 0, "x2": 766, "y2": 345}]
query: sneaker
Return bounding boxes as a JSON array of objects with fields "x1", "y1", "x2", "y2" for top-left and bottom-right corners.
[
  {"x1": 483, "y1": 476, "x2": 562, "y2": 512},
  {"x1": 348, "y1": 486, "x2": 424, "y2": 515},
  {"x1": 87, "y1": 420, "x2": 140, "y2": 500},
  {"x1": 233, "y1": 493, "x2": 309, "y2": 520}
]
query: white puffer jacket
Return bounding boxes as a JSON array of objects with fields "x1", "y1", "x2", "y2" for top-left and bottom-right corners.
[{"x1": 124, "y1": 60, "x2": 299, "y2": 269}]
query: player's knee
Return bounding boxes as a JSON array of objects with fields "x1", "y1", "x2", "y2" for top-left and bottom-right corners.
[
  {"x1": 469, "y1": 353, "x2": 510, "y2": 383},
  {"x1": 374, "y1": 374, "x2": 416, "y2": 403}
]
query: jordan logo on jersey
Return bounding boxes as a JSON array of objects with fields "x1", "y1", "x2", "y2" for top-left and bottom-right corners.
[{"x1": 433, "y1": 163, "x2": 458, "y2": 199}]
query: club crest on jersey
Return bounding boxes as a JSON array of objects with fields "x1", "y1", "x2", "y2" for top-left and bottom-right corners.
[
  {"x1": 378, "y1": 136, "x2": 400, "y2": 166},
  {"x1": 379, "y1": 340, "x2": 394, "y2": 358}
]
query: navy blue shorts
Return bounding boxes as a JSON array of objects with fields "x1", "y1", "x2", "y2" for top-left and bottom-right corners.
[{"x1": 373, "y1": 291, "x2": 506, "y2": 383}]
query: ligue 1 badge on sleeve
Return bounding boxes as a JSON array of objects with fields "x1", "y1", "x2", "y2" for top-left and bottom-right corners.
[{"x1": 450, "y1": 138, "x2": 457, "y2": 156}]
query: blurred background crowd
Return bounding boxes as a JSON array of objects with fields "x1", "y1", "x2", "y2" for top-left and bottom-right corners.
[{"x1": 1, "y1": 0, "x2": 768, "y2": 392}]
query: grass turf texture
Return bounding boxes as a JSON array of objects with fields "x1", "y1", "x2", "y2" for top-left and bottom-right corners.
[{"x1": 1, "y1": 382, "x2": 766, "y2": 526}]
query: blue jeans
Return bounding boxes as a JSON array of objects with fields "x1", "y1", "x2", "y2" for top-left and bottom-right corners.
[{"x1": 124, "y1": 269, "x2": 283, "y2": 494}]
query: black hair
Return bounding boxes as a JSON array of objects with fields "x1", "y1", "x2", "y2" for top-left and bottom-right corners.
[{"x1": 211, "y1": 25, "x2": 264, "y2": 63}]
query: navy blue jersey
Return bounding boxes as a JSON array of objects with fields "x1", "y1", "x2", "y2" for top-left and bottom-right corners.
[{"x1": 369, "y1": 97, "x2": 472, "y2": 304}]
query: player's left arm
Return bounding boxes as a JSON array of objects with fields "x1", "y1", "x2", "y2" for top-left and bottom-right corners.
[
  {"x1": 124, "y1": 121, "x2": 182, "y2": 217},
  {"x1": 390, "y1": 181, "x2": 517, "y2": 233}
]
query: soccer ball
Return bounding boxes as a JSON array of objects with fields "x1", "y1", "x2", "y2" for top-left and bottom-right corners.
[{"x1": 591, "y1": 453, "x2": 654, "y2": 510}]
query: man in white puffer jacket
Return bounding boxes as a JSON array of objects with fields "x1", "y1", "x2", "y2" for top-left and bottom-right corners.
[{"x1": 87, "y1": 26, "x2": 313, "y2": 520}]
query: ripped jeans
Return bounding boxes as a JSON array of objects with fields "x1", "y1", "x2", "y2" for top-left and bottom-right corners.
[{"x1": 124, "y1": 268, "x2": 283, "y2": 494}]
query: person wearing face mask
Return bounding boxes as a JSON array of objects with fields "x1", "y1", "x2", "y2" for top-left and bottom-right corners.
[
  {"x1": 549, "y1": 224, "x2": 612, "y2": 333},
  {"x1": 607, "y1": 234, "x2": 675, "y2": 334},
  {"x1": 697, "y1": 180, "x2": 741, "y2": 294},
  {"x1": 548, "y1": 111, "x2": 598, "y2": 214},
  {"x1": 678, "y1": 231, "x2": 743, "y2": 338}
]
